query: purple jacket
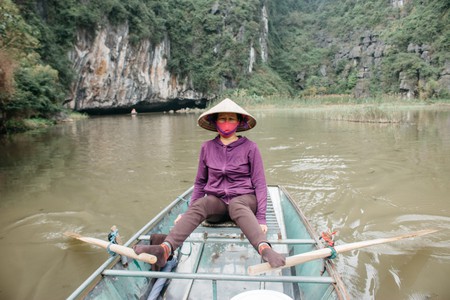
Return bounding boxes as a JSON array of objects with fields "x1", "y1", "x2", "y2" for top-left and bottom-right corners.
[{"x1": 191, "y1": 136, "x2": 268, "y2": 224}]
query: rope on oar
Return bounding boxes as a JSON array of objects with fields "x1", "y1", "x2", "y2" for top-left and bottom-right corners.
[
  {"x1": 320, "y1": 228, "x2": 338, "y2": 259},
  {"x1": 327, "y1": 246, "x2": 338, "y2": 259},
  {"x1": 107, "y1": 227, "x2": 119, "y2": 256},
  {"x1": 108, "y1": 226, "x2": 129, "y2": 266},
  {"x1": 320, "y1": 228, "x2": 337, "y2": 247}
]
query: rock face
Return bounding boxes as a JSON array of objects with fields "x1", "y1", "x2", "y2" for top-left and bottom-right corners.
[
  {"x1": 438, "y1": 61, "x2": 450, "y2": 95},
  {"x1": 332, "y1": 31, "x2": 388, "y2": 98},
  {"x1": 67, "y1": 24, "x2": 209, "y2": 114},
  {"x1": 67, "y1": 3, "x2": 270, "y2": 114},
  {"x1": 323, "y1": 30, "x2": 449, "y2": 99}
]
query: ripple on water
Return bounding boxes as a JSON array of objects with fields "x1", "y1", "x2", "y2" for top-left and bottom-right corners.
[
  {"x1": 1, "y1": 211, "x2": 111, "y2": 250},
  {"x1": 269, "y1": 145, "x2": 291, "y2": 150},
  {"x1": 288, "y1": 156, "x2": 349, "y2": 172}
]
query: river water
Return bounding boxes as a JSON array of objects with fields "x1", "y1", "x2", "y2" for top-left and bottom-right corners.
[{"x1": 0, "y1": 107, "x2": 449, "y2": 300}]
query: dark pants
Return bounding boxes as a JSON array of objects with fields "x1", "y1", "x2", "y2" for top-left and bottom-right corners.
[{"x1": 165, "y1": 194, "x2": 266, "y2": 250}]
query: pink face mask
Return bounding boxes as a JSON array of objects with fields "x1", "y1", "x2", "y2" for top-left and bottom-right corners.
[{"x1": 216, "y1": 121, "x2": 239, "y2": 138}]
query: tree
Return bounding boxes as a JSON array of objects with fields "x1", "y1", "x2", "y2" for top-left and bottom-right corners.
[
  {"x1": 1, "y1": 0, "x2": 39, "y2": 131},
  {"x1": 0, "y1": 0, "x2": 65, "y2": 132}
]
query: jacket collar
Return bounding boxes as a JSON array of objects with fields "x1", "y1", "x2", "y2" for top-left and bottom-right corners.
[{"x1": 213, "y1": 135, "x2": 247, "y2": 148}]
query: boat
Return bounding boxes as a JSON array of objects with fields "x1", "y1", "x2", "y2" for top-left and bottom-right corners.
[{"x1": 67, "y1": 185, "x2": 349, "y2": 300}]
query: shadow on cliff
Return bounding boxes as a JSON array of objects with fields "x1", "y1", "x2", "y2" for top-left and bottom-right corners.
[{"x1": 78, "y1": 98, "x2": 207, "y2": 115}]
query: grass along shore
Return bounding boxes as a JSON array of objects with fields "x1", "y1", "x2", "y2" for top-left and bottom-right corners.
[
  {"x1": 2, "y1": 111, "x2": 88, "y2": 134},
  {"x1": 214, "y1": 94, "x2": 450, "y2": 124}
]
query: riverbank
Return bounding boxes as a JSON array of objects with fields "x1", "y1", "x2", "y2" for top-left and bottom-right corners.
[
  {"x1": 1, "y1": 111, "x2": 88, "y2": 134},
  {"x1": 2, "y1": 95, "x2": 450, "y2": 134}
]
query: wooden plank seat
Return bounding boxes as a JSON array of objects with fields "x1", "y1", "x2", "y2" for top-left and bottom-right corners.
[{"x1": 201, "y1": 220, "x2": 237, "y2": 227}]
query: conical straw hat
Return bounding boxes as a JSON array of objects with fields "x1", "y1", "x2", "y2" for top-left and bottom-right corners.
[{"x1": 197, "y1": 98, "x2": 257, "y2": 132}]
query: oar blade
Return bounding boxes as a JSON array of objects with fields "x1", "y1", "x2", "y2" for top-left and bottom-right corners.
[
  {"x1": 64, "y1": 231, "x2": 82, "y2": 239},
  {"x1": 334, "y1": 228, "x2": 439, "y2": 253},
  {"x1": 64, "y1": 231, "x2": 157, "y2": 264}
]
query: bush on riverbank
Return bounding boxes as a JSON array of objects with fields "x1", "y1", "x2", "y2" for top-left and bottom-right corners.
[
  {"x1": 3, "y1": 118, "x2": 55, "y2": 133},
  {"x1": 68, "y1": 112, "x2": 89, "y2": 120},
  {"x1": 1, "y1": 111, "x2": 87, "y2": 134}
]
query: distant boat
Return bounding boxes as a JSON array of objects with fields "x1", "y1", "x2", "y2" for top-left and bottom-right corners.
[
  {"x1": 67, "y1": 185, "x2": 349, "y2": 300},
  {"x1": 131, "y1": 108, "x2": 137, "y2": 115}
]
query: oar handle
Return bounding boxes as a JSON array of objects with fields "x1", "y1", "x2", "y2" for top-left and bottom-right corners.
[
  {"x1": 248, "y1": 229, "x2": 438, "y2": 275},
  {"x1": 108, "y1": 243, "x2": 157, "y2": 264},
  {"x1": 248, "y1": 248, "x2": 332, "y2": 275}
]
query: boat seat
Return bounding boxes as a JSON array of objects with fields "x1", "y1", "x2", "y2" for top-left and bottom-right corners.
[
  {"x1": 201, "y1": 220, "x2": 237, "y2": 227},
  {"x1": 200, "y1": 188, "x2": 273, "y2": 229}
]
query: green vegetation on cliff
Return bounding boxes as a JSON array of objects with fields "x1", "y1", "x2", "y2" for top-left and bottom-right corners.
[{"x1": 268, "y1": 0, "x2": 449, "y2": 97}]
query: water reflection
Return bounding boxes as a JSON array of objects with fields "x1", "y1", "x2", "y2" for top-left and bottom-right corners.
[{"x1": 0, "y1": 108, "x2": 449, "y2": 299}]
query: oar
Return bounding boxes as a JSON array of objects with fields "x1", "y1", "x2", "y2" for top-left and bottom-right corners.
[
  {"x1": 248, "y1": 228, "x2": 438, "y2": 275},
  {"x1": 65, "y1": 232, "x2": 157, "y2": 264}
]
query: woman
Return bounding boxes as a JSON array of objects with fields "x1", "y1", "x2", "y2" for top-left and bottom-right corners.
[{"x1": 134, "y1": 98, "x2": 286, "y2": 269}]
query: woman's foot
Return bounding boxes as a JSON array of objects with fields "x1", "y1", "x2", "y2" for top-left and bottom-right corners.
[
  {"x1": 259, "y1": 243, "x2": 286, "y2": 268},
  {"x1": 133, "y1": 242, "x2": 171, "y2": 268}
]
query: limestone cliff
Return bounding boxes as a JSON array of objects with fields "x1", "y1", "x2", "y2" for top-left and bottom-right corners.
[
  {"x1": 67, "y1": 3, "x2": 270, "y2": 114},
  {"x1": 68, "y1": 24, "x2": 207, "y2": 114}
]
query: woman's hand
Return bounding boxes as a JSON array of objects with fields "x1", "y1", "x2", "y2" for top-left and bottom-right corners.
[
  {"x1": 260, "y1": 224, "x2": 268, "y2": 234},
  {"x1": 174, "y1": 214, "x2": 183, "y2": 224}
]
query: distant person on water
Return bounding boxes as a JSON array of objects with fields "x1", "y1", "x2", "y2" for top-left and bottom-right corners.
[{"x1": 134, "y1": 98, "x2": 286, "y2": 268}]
